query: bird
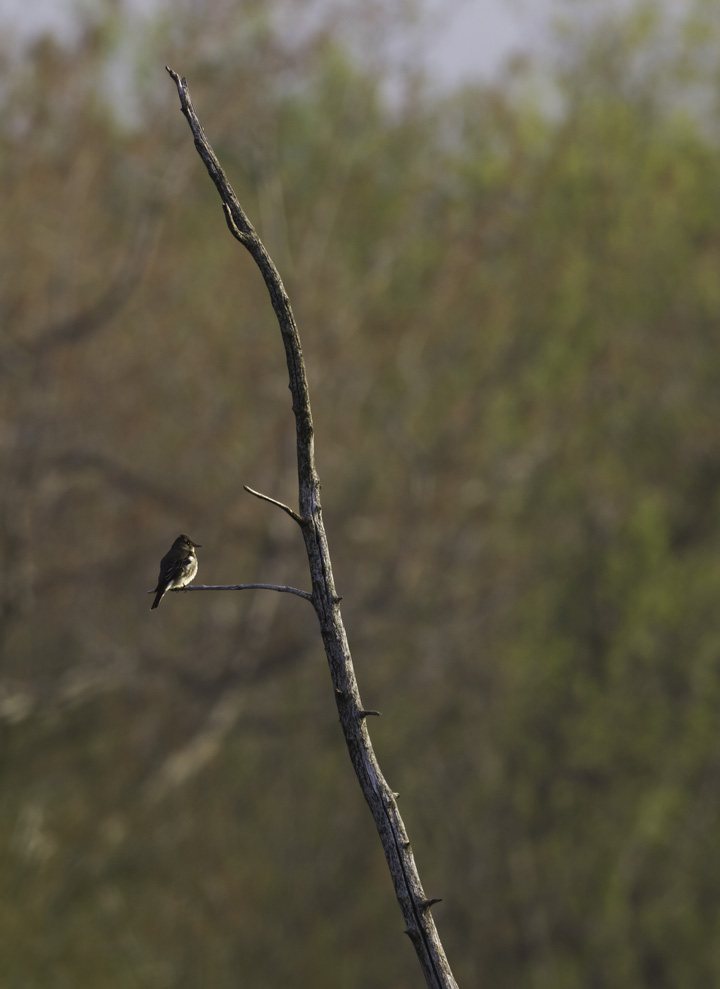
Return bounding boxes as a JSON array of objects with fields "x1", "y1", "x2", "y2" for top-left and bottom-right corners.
[{"x1": 150, "y1": 534, "x2": 201, "y2": 610}]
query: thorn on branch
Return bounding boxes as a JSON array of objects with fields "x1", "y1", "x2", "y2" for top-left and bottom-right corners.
[
  {"x1": 243, "y1": 485, "x2": 304, "y2": 525},
  {"x1": 420, "y1": 898, "x2": 443, "y2": 910},
  {"x1": 403, "y1": 841, "x2": 412, "y2": 850},
  {"x1": 359, "y1": 709, "x2": 381, "y2": 718}
]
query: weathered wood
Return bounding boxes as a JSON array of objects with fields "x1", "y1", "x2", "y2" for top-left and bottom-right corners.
[{"x1": 166, "y1": 67, "x2": 459, "y2": 989}]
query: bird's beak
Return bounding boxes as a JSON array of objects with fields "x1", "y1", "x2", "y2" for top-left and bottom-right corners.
[{"x1": 194, "y1": 542, "x2": 202, "y2": 548}]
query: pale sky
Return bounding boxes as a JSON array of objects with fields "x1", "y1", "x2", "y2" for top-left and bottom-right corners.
[
  {"x1": 1, "y1": 0, "x2": 553, "y2": 84},
  {"x1": 423, "y1": 0, "x2": 554, "y2": 83},
  {"x1": 2, "y1": 0, "x2": 673, "y2": 87}
]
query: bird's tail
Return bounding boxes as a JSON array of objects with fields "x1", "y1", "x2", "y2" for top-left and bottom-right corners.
[{"x1": 150, "y1": 588, "x2": 164, "y2": 610}]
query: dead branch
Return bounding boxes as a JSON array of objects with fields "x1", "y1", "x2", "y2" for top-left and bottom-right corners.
[
  {"x1": 158, "y1": 583, "x2": 313, "y2": 602},
  {"x1": 167, "y1": 66, "x2": 458, "y2": 989}
]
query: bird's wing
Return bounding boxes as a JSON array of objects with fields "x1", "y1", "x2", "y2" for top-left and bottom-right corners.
[{"x1": 158, "y1": 554, "x2": 189, "y2": 586}]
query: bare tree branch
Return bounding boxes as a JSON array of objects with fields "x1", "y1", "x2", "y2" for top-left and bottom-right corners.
[
  {"x1": 160, "y1": 583, "x2": 313, "y2": 602},
  {"x1": 167, "y1": 66, "x2": 458, "y2": 989},
  {"x1": 243, "y1": 484, "x2": 304, "y2": 524}
]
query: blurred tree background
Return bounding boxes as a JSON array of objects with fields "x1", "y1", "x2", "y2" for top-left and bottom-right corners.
[{"x1": 3, "y1": 0, "x2": 720, "y2": 985}]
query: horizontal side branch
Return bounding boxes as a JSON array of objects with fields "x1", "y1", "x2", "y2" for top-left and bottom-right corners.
[{"x1": 147, "y1": 583, "x2": 313, "y2": 602}]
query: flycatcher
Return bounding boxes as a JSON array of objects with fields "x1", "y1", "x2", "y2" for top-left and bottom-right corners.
[{"x1": 151, "y1": 534, "x2": 201, "y2": 610}]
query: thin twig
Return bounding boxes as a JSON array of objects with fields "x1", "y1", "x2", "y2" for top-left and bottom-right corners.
[
  {"x1": 243, "y1": 484, "x2": 304, "y2": 524},
  {"x1": 146, "y1": 583, "x2": 313, "y2": 602},
  {"x1": 178, "y1": 583, "x2": 312, "y2": 601},
  {"x1": 167, "y1": 67, "x2": 458, "y2": 989}
]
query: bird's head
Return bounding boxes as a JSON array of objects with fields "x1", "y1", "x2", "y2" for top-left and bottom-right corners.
[{"x1": 176, "y1": 534, "x2": 202, "y2": 549}]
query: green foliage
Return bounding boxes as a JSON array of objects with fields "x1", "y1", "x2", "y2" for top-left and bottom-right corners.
[{"x1": 3, "y1": 1, "x2": 720, "y2": 985}]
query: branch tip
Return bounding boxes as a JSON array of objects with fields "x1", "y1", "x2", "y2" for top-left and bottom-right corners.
[{"x1": 165, "y1": 66, "x2": 183, "y2": 89}]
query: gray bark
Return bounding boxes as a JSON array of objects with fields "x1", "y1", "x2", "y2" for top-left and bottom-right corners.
[{"x1": 166, "y1": 67, "x2": 459, "y2": 989}]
